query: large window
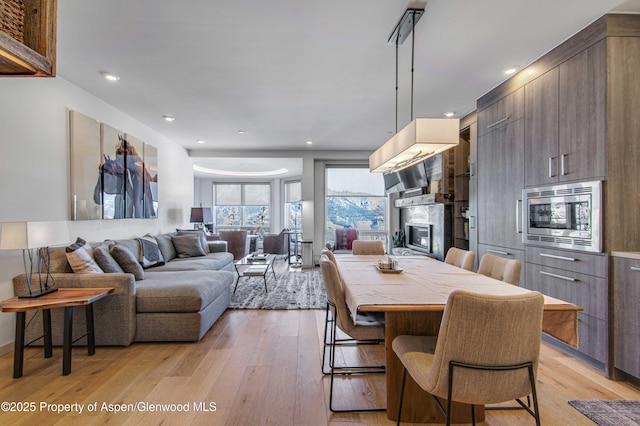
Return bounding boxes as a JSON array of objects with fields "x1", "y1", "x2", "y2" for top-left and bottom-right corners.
[
  {"x1": 325, "y1": 167, "x2": 387, "y2": 247},
  {"x1": 284, "y1": 180, "x2": 302, "y2": 230},
  {"x1": 214, "y1": 183, "x2": 271, "y2": 228}
]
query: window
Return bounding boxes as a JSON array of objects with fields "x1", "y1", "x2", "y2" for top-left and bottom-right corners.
[
  {"x1": 325, "y1": 167, "x2": 387, "y2": 247},
  {"x1": 284, "y1": 180, "x2": 302, "y2": 230},
  {"x1": 214, "y1": 183, "x2": 271, "y2": 228}
]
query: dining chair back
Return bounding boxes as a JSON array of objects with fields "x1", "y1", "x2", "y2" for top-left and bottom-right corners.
[
  {"x1": 321, "y1": 248, "x2": 337, "y2": 264},
  {"x1": 352, "y1": 240, "x2": 385, "y2": 255},
  {"x1": 392, "y1": 290, "x2": 544, "y2": 425},
  {"x1": 477, "y1": 253, "x2": 521, "y2": 285},
  {"x1": 444, "y1": 247, "x2": 475, "y2": 271},
  {"x1": 319, "y1": 254, "x2": 385, "y2": 412}
]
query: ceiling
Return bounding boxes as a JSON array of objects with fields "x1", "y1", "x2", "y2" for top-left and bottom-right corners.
[{"x1": 56, "y1": 0, "x2": 640, "y2": 176}]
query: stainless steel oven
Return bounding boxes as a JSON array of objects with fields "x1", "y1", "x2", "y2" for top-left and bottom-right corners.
[{"x1": 523, "y1": 180, "x2": 602, "y2": 252}]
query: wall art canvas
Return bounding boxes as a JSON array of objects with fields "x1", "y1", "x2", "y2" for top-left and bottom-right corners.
[
  {"x1": 69, "y1": 110, "x2": 159, "y2": 220},
  {"x1": 69, "y1": 110, "x2": 102, "y2": 220}
]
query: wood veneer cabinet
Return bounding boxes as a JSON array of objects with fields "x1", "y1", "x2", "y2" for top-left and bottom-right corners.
[
  {"x1": 475, "y1": 13, "x2": 640, "y2": 371},
  {"x1": 477, "y1": 88, "x2": 524, "y2": 252},
  {"x1": 611, "y1": 254, "x2": 640, "y2": 380}
]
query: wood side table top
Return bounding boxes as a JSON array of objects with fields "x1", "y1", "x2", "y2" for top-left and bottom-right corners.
[{"x1": 0, "y1": 288, "x2": 114, "y2": 312}]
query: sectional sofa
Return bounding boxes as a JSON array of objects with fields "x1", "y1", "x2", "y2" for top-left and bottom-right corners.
[{"x1": 12, "y1": 231, "x2": 235, "y2": 346}]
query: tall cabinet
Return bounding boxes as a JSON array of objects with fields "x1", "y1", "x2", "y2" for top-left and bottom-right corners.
[{"x1": 475, "y1": 13, "x2": 640, "y2": 374}]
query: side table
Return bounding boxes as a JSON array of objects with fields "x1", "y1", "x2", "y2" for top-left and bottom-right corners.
[{"x1": 0, "y1": 287, "x2": 114, "y2": 378}]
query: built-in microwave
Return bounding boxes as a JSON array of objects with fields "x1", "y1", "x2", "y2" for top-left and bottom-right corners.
[{"x1": 522, "y1": 180, "x2": 602, "y2": 252}]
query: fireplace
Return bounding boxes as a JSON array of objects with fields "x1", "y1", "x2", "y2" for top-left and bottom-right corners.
[{"x1": 405, "y1": 223, "x2": 432, "y2": 254}]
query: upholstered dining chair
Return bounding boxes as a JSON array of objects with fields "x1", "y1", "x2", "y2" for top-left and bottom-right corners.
[
  {"x1": 444, "y1": 247, "x2": 475, "y2": 271},
  {"x1": 352, "y1": 240, "x2": 385, "y2": 256},
  {"x1": 393, "y1": 290, "x2": 544, "y2": 425},
  {"x1": 319, "y1": 254, "x2": 386, "y2": 412},
  {"x1": 321, "y1": 248, "x2": 337, "y2": 264},
  {"x1": 477, "y1": 253, "x2": 521, "y2": 285}
]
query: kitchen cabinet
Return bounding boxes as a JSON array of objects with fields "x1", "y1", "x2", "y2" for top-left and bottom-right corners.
[
  {"x1": 524, "y1": 40, "x2": 606, "y2": 187},
  {"x1": 611, "y1": 254, "x2": 640, "y2": 380},
  {"x1": 525, "y1": 247, "x2": 607, "y2": 363},
  {"x1": 477, "y1": 88, "x2": 524, "y2": 251}
]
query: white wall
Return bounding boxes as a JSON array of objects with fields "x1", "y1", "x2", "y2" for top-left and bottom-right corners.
[{"x1": 0, "y1": 77, "x2": 194, "y2": 351}]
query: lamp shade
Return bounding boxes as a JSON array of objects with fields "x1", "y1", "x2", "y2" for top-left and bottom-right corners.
[
  {"x1": 0, "y1": 221, "x2": 71, "y2": 250},
  {"x1": 190, "y1": 207, "x2": 213, "y2": 224},
  {"x1": 369, "y1": 118, "x2": 460, "y2": 173}
]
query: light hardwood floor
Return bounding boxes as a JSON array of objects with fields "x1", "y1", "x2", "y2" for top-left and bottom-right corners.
[{"x1": 0, "y1": 307, "x2": 638, "y2": 425}]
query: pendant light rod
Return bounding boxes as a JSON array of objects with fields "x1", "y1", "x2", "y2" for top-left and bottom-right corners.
[
  {"x1": 410, "y1": 10, "x2": 416, "y2": 121},
  {"x1": 395, "y1": 36, "x2": 399, "y2": 133}
]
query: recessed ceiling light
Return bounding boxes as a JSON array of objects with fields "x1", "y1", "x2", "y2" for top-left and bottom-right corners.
[
  {"x1": 444, "y1": 112, "x2": 455, "y2": 118},
  {"x1": 196, "y1": 139, "x2": 205, "y2": 144},
  {"x1": 237, "y1": 130, "x2": 246, "y2": 134},
  {"x1": 162, "y1": 115, "x2": 175, "y2": 122},
  {"x1": 306, "y1": 140, "x2": 313, "y2": 145},
  {"x1": 504, "y1": 66, "x2": 519, "y2": 75},
  {"x1": 101, "y1": 72, "x2": 120, "y2": 81}
]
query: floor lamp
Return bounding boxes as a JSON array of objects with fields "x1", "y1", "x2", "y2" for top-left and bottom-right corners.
[{"x1": 0, "y1": 221, "x2": 71, "y2": 298}]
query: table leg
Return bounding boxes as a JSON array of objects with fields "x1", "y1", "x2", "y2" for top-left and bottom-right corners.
[
  {"x1": 13, "y1": 312, "x2": 26, "y2": 378},
  {"x1": 62, "y1": 307, "x2": 73, "y2": 376},
  {"x1": 43, "y1": 309, "x2": 52, "y2": 358},
  {"x1": 263, "y1": 275, "x2": 268, "y2": 293},
  {"x1": 233, "y1": 265, "x2": 240, "y2": 294},
  {"x1": 85, "y1": 304, "x2": 96, "y2": 356},
  {"x1": 270, "y1": 262, "x2": 277, "y2": 280}
]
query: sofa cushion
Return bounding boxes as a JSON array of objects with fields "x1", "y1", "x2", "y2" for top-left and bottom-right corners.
[
  {"x1": 94, "y1": 246, "x2": 125, "y2": 273},
  {"x1": 172, "y1": 234, "x2": 207, "y2": 258},
  {"x1": 151, "y1": 252, "x2": 234, "y2": 272},
  {"x1": 137, "y1": 234, "x2": 165, "y2": 268},
  {"x1": 176, "y1": 229, "x2": 209, "y2": 253},
  {"x1": 136, "y1": 271, "x2": 233, "y2": 313},
  {"x1": 154, "y1": 233, "x2": 177, "y2": 262},
  {"x1": 65, "y1": 238, "x2": 103, "y2": 274},
  {"x1": 110, "y1": 244, "x2": 145, "y2": 281}
]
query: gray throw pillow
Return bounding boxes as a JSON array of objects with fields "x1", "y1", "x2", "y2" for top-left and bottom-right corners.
[
  {"x1": 94, "y1": 246, "x2": 124, "y2": 273},
  {"x1": 172, "y1": 234, "x2": 207, "y2": 258},
  {"x1": 65, "y1": 237, "x2": 104, "y2": 274},
  {"x1": 110, "y1": 244, "x2": 145, "y2": 280},
  {"x1": 154, "y1": 233, "x2": 177, "y2": 261},
  {"x1": 137, "y1": 234, "x2": 165, "y2": 268},
  {"x1": 176, "y1": 229, "x2": 209, "y2": 253}
]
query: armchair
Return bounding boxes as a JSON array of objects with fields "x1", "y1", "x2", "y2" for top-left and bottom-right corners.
[
  {"x1": 262, "y1": 229, "x2": 288, "y2": 260},
  {"x1": 218, "y1": 230, "x2": 250, "y2": 260}
]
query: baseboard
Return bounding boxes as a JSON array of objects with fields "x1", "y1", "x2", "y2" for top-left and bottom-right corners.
[{"x1": 0, "y1": 341, "x2": 13, "y2": 356}]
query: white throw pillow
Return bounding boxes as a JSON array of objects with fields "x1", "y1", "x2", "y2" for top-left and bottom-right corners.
[{"x1": 65, "y1": 238, "x2": 103, "y2": 274}]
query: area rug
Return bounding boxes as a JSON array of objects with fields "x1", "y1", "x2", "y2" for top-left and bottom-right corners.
[
  {"x1": 229, "y1": 263, "x2": 326, "y2": 309},
  {"x1": 568, "y1": 400, "x2": 640, "y2": 425}
]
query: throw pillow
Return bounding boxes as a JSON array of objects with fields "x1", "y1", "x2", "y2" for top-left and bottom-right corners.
[
  {"x1": 65, "y1": 237, "x2": 103, "y2": 274},
  {"x1": 154, "y1": 233, "x2": 177, "y2": 262},
  {"x1": 110, "y1": 244, "x2": 145, "y2": 280},
  {"x1": 137, "y1": 234, "x2": 165, "y2": 268},
  {"x1": 176, "y1": 229, "x2": 209, "y2": 254},
  {"x1": 171, "y1": 234, "x2": 207, "y2": 258},
  {"x1": 93, "y1": 246, "x2": 124, "y2": 273}
]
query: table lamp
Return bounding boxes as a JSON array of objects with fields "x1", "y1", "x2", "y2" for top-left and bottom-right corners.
[
  {"x1": 190, "y1": 207, "x2": 213, "y2": 231},
  {"x1": 0, "y1": 221, "x2": 71, "y2": 298}
]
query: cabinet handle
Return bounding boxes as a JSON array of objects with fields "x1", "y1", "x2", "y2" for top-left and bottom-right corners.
[
  {"x1": 470, "y1": 162, "x2": 476, "y2": 177},
  {"x1": 487, "y1": 116, "x2": 509, "y2": 129},
  {"x1": 561, "y1": 154, "x2": 567, "y2": 176},
  {"x1": 469, "y1": 216, "x2": 476, "y2": 229},
  {"x1": 540, "y1": 270, "x2": 578, "y2": 282},
  {"x1": 516, "y1": 199, "x2": 522, "y2": 234},
  {"x1": 540, "y1": 253, "x2": 578, "y2": 262},
  {"x1": 487, "y1": 249, "x2": 510, "y2": 256},
  {"x1": 631, "y1": 267, "x2": 640, "y2": 272},
  {"x1": 548, "y1": 157, "x2": 556, "y2": 178}
]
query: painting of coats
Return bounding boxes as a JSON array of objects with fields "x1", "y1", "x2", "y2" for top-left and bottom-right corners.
[{"x1": 69, "y1": 110, "x2": 159, "y2": 220}]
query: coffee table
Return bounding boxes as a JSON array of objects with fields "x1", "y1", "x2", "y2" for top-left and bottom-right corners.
[
  {"x1": 0, "y1": 287, "x2": 114, "y2": 378},
  {"x1": 233, "y1": 253, "x2": 277, "y2": 293}
]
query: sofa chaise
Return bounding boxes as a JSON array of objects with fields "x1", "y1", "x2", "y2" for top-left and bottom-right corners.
[{"x1": 12, "y1": 231, "x2": 235, "y2": 347}]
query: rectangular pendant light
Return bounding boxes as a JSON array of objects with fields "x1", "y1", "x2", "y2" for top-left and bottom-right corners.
[{"x1": 369, "y1": 118, "x2": 460, "y2": 173}]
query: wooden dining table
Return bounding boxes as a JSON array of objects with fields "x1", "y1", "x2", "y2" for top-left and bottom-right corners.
[{"x1": 335, "y1": 254, "x2": 581, "y2": 423}]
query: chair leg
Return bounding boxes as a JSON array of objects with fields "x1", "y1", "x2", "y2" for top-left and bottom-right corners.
[{"x1": 397, "y1": 368, "x2": 407, "y2": 425}]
